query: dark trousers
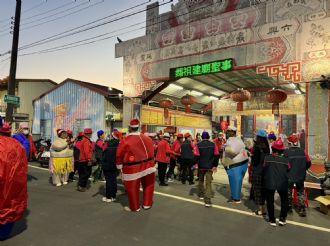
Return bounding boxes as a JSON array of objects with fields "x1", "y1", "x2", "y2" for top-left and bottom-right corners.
[
  {"x1": 265, "y1": 189, "x2": 288, "y2": 222},
  {"x1": 103, "y1": 170, "x2": 117, "y2": 199},
  {"x1": 158, "y1": 162, "x2": 168, "y2": 184},
  {"x1": 68, "y1": 161, "x2": 78, "y2": 180},
  {"x1": 166, "y1": 159, "x2": 176, "y2": 179},
  {"x1": 78, "y1": 163, "x2": 92, "y2": 188},
  {"x1": 181, "y1": 159, "x2": 194, "y2": 183}
]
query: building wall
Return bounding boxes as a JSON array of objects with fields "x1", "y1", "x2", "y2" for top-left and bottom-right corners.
[
  {"x1": 116, "y1": 0, "x2": 330, "y2": 160},
  {"x1": 17, "y1": 81, "x2": 55, "y2": 124},
  {"x1": 33, "y1": 81, "x2": 105, "y2": 141}
]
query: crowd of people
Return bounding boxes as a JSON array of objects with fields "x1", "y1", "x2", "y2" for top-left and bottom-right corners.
[{"x1": 0, "y1": 116, "x2": 312, "y2": 239}]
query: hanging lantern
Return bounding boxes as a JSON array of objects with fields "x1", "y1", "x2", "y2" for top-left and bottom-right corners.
[
  {"x1": 181, "y1": 94, "x2": 197, "y2": 113},
  {"x1": 159, "y1": 98, "x2": 174, "y2": 118},
  {"x1": 231, "y1": 89, "x2": 251, "y2": 111},
  {"x1": 266, "y1": 89, "x2": 287, "y2": 116}
]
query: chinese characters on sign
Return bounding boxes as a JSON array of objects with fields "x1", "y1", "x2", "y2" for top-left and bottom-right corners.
[{"x1": 170, "y1": 58, "x2": 233, "y2": 79}]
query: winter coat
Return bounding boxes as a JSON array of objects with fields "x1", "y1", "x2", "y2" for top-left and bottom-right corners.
[
  {"x1": 195, "y1": 140, "x2": 220, "y2": 170},
  {"x1": 102, "y1": 138, "x2": 120, "y2": 171},
  {"x1": 156, "y1": 139, "x2": 174, "y2": 164},
  {"x1": 94, "y1": 138, "x2": 104, "y2": 161},
  {"x1": 263, "y1": 154, "x2": 290, "y2": 191},
  {"x1": 73, "y1": 140, "x2": 82, "y2": 162},
  {"x1": 0, "y1": 136, "x2": 28, "y2": 225},
  {"x1": 222, "y1": 137, "x2": 249, "y2": 169},
  {"x1": 116, "y1": 132, "x2": 156, "y2": 181},
  {"x1": 12, "y1": 134, "x2": 30, "y2": 159},
  {"x1": 284, "y1": 146, "x2": 311, "y2": 183},
  {"x1": 170, "y1": 140, "x2": 181, "y2": 160},
  {"x1": 251, "y1": 144, "x2": 270, "y2": 176},
  {"x1": 180, "y1": 140, "x2": 195, "y2": 160},
  {"x1": 79, "y1": 136, "x2": 94, "y2": 163}
]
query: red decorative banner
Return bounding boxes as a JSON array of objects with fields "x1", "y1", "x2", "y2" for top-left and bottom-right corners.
[{"x1": 256, "y1": 62, "x2": 301, "y2": 83}]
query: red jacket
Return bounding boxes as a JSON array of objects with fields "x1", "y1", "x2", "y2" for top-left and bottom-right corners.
[
  {"x1": 116, "y1": 132, "x2": 156, "y2": 181},
  {"x1": 0, "y1": 136, "x2": 28, "y2": 225},
  {"x1": 170, "y1": 140, "x2": 181, "y2": 159},
  {"x1": 156, "y1": 139, "x2": 175, "y2": 164},
  {"x1": 27, "y1": 134, "x2": 37, "y2": 160},
  {"x1": 213, "y1": 138, "x2": 226, "y2": 152},
  {"x1": 79, "y1": 136, "x2": 94, "y2": 163}
]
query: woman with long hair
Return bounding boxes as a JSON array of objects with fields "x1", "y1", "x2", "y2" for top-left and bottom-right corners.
[{"x1": 251, "y1": 129, "x2": 270, "y2": 216}]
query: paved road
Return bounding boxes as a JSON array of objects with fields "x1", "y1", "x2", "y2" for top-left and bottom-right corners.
[{"x1": 2, "y1": 164, "x2": 330, "y2": 246}]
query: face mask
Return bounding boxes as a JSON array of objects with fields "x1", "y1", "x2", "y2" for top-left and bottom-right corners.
[{"x1": 23, "y1": 129, "x2": 29, "y2": 135}]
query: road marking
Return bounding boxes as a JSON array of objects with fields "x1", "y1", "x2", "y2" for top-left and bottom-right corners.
[{"x1": 28, "y1": 164, "x2": 330, "y2": 233}]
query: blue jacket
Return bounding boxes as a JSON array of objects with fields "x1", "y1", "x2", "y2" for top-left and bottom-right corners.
[
  {"x1": 13, "y1": 134, "x2": 30, "y2": 158},
  {"x1": 102, "y1": 138, "x2": 120, "y2": 171}
]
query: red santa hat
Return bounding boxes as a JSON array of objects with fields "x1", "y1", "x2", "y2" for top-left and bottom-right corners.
[
  {"x1": 288, "y1": 134, "x2": 299, "y2": 144},
  {"x1": 56, "y1": 129, "x2": 66, "y2": 137},
  {"x1": 78, "y1": 132, "x2": 84, "y2": 137},
  {"x1": 129, "y1": 119, "x2": 140, "y2": 128},
  {"x1": 84, "y1": 128, "x2": 93, "y2": 134},
  {"x1": 0, "y1": 121, "x2": 11, "y2": 134},
  {"x1": 271, "y1": 140, "x2": 286, "y2": 151},
  {"x1": 112, "y1": 131, "x2": 122, "y2": 140},
  {"x1": 184, "y1": 132, "x2": 191, "y2": 138},
  {"x1": 177, "y1": 133, "x2": 184, "y2": 138},
  {"x1": 67, "y1": 130, "x2": 73, "y2": 137}
]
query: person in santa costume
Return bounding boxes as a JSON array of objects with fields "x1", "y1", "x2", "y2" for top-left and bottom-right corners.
[
  {"x1": 0, "y1": 121, "x2": 28, "y2": 240},
  {"x1": 116, "y1": 119, "x2": 156, "y2": 212},
  {"x1": 166, "y1": 133, "x2": 183, "y2": 181}
]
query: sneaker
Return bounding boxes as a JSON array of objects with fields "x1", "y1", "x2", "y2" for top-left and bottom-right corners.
[
  {"x1": 269, "y1": 221, "x2": 277, "y2": 227},
  {"x1": 279, "y1": 219, "x2": 287, "y2": 226},
  {"x1": 167, "y1": 178, "x2": 174, "y2": 183},
  {"x1": 56, "y1": 183, "x2": 62, "y2": 187},
  {"x1": 142, "y1": 205, "x2": 152, "y2": 210},
  {"x1": 205, "y1": 202, "x2": 212, "y2": 208},
  {"x1": 227, "y1": 199, "x2": 241, "y2": 204},
  {"x1": 199, "y1": 196, "x2": 204, "y2": 200},
  {"x1": 102, "y1": 197, "x2": 116, "y2": 203},
  {"x1": 77, "y1": 186, "x2": 86, "y2": 192},
  {"x1": 124, "y1": 206, "x2": 140, "y2": 212},
  {"x1": 63, "y1": 182, "x2": 68, "y2": 185}
]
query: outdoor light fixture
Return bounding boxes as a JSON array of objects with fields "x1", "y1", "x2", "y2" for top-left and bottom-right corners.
[
  {"x1": 191, "y1": 90, "x2": 203, "y2": 96},
  {"x1": 169, "y1": 84, "x2": 184, "y2": 90},
  {"x1": 294, "y1": 90, "x2": 302, "y2": 95},
  {"x1": 209, "y1": 96, "x2": 218, "y2": 100}
]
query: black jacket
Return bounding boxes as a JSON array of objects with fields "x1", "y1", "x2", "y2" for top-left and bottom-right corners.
[
  {"x1": 102, "y1": 139, "x2": 120, "y2": 171},
  {"x1": 284, "y1": 146, "x2": 311, "y2": 183},
  {"x1": 263, "y1": 154, "x2": 290, "y2": 191},
  {"x1": 94, "y1": 139, "x2": 103, "y2": 161},
  {"x1": 181, "y1": 140, "x2": 194, "y2": 160},
  {"x1": 196, "y1": 140, "x2": 219, "y2": 170},
  {"x1": 252, "y1": 144, "x2": 270, "y2": 176}
]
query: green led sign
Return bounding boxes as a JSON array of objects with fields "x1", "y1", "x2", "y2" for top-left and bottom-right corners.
[{"x1": 169, "y1": 58, "x2": 234, "y2": 79}]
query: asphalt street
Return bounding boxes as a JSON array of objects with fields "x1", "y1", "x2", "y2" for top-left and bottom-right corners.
[{"x1": 2, "y1": 164, "x2": 330, "y2": 246}]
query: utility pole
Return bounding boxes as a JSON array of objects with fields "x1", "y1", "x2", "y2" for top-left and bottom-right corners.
[{"x1": 6, "y1": 0, "x2": 22, "y2": 122}]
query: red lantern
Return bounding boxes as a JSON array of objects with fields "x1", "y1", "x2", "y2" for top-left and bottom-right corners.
[
  {"x1": 220, "y1": 121, "x2": 229, "y2": 131},
  {"x1": 231, "y1": 89, "x2": 251, "y2": 111},
  {"x1": 266, "y1": 89, "x2": 287, "y2": 116},
  {"x1": 159, "y1": 98, "x2": 174, "y2": 118},
  {"x1": 181, "y1": 95, "x2": 197, "y2": 113}
]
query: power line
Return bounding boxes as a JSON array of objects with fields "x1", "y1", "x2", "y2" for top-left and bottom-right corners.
[
  {"x1": 22, "y1": 0, "x2": 92, "y2": 27},
  {"x1": 17, "y1": 0, "x2": 217, "y2": 57},
  {"x1": 18, "y1": 0, "x2": 164, "y2": 51},
  {"x1": 0, "y1": 0, "x2": 100, "y2": 35}
]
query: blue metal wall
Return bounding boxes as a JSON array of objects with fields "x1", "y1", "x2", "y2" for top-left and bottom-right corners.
[{"x1": 33, "y1": 81, "x2": 105, "y2": 141}]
